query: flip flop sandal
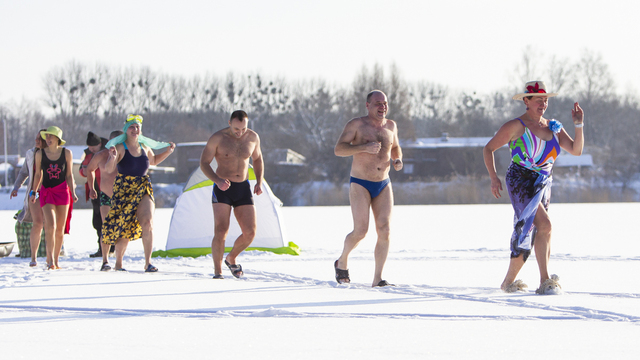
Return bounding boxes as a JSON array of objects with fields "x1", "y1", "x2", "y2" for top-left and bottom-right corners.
[
  {"x1": 374, "y1": 280, "x2": 395, "y2": 287},
  {"x1": 212, "y1": 274, "x2": 224, "y2": 279},
  {"x1": 29, "y1": 261, "x2": 37, "y2": 267},
  {"x1": 145, "y1": 264, "x2": 158, "y2": 273},
  {"x1": 225, "y1": 260, "x2": 243, "y2": 278},
  {"x1": 101, "y1": 262, "x2": 112, "y2": 271},
  {"x1": 334, "y1": 260, "x2": 350, "y2": 284}
]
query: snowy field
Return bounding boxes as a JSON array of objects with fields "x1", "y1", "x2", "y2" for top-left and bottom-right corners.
[{"x1": 1, "y1": 202, "x2": 639, "y2": 359}]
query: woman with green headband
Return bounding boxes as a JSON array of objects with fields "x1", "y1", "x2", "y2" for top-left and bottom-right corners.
[{"x1": 102, "y1": 114, "x2": 175, "y2": 272}]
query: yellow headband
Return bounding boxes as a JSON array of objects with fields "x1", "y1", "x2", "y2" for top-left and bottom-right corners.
[
  {"x1": 107, "y1": 113, "x2": 169, "y2": 150},
  {"x1": 126, "y1": 114, "x2": 143, "y2": 123}
]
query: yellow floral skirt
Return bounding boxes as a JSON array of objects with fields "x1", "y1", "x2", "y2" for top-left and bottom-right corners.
[{"x1": 102, "y1": 174, "x2": 153, "y2": 245}]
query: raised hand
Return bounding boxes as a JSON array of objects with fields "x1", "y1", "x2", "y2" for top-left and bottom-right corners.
[
  {"x1": 108, "y1": 146, "x2": 117, "y2": 160},
  {"x1": 572, "y1": 102, "x2": 584, "y2": 125}
]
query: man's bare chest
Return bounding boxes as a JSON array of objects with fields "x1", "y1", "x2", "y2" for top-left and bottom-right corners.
[
  {"x1": 217, "y1": 139, "x2": 254, "y2": 160},
  {"x1": 357, "y1": 127, "x2": 394, "y2": 149}
]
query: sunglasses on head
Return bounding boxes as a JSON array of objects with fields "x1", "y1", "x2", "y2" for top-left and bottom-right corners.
[{"x1": 126, "y1": 114, "x2": 143, "y2": 123}]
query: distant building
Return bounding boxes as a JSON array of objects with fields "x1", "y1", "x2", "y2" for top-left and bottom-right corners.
[
  {"x1": 553, "y1": 152, "x2": 593, "y2": 176},
  {"x1": 398, "y1": 134, "x2": 592, "y2": 180},
  {"x1": 263, "y1": 148, "x2": 308, "y2": 183},
  {"x1": 398, "y1": 134, "x2": 499, "y2": 179},
  {"x1": 267, "y1": 148, "x2": 306, "y2": 166},
  {"x1": 175, "y1": 142, "x2": 207, "y2": 183}
]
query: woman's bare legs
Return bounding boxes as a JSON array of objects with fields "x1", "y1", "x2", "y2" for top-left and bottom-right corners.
[
  {"x1": 500, "y1": 203, "x2": 552, "y2": 290},
  {"x1": 41, "y1": 203, "x2": 69, "y2": 269},
  {"x1": 137, "y1": 195, "x2": 155, "y2": 269},
  {"x1": 532, "y1": 203, "x2": 552, "y2": 286},
  {"x1": 28, "y1": 200, "x2": 44, "y2": 264}
]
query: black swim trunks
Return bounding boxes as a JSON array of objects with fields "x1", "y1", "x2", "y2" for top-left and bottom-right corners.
[{"x1": 212, "y1": 180, "x2": 254, "y2": 207}]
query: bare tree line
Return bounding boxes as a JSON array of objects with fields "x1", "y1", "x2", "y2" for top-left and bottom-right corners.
[{"x1": 1, "y1": 48, "x2": 638, "y2": 186}]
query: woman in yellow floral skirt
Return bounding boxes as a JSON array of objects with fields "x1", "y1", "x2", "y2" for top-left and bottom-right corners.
[{"x1": 102, "y1": 115, "x2": 175, "y2": 272}]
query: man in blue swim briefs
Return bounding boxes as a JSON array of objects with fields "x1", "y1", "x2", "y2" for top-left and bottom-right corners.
[
  {"x1": 334, "y1": 90, "x2": 404, "y2": 287},
  {"x1": 200, "y1": 110, "x2": 264, "y2": 279}
]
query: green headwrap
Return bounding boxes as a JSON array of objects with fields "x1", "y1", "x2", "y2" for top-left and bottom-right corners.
[{"x1": 105, "y1": 114, "x2": 170, "y2": 150}]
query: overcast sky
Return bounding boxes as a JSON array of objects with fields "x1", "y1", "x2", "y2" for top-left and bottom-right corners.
[{"x1": 1, "y1": 0, "x2": 637, "y2": 109}]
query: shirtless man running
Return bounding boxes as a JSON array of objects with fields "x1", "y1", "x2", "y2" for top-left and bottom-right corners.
[
  {"x1": 200, "y1": 110, "x2": 264, "y2": 279},
  {"x1": 334, "y1": 90, "x2": 403, "y2": 287},
  {"x1": 87, "y1": 130, "x2": 123, "y2": 271}
]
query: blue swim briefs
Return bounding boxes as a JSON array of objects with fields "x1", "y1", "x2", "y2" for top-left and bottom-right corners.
[{"x1": 349, "y1": 176, "x2": 390, "y2": 199}]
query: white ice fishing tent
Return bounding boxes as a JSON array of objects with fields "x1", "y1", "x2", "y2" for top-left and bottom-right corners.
[{"x1": 153, "y1": 161, "x2": 299, "y2": 257}]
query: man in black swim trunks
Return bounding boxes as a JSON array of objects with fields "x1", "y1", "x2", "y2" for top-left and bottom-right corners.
[
  {"x1": 334, "y1": 90, "x2": 403, "y2": 287},
  {"x1": 200, "y1": 110, "x2": 264, "y2": 279}
]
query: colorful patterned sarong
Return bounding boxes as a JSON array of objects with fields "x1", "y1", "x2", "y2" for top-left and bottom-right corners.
[
  {"x1": 102, "y1": 174, "x2": 153, "y2": 245},
  {"x1": 505, "y1": 162, "x2": 552, "y2": 262}
]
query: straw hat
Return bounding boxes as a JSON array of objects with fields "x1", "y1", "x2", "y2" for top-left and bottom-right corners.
[
  {"x1": 40, "y1": 126, "x2": 66, "y2": 145},
  {"x1": 512, "y1": 81, "x2": 558, "y2": 101}
]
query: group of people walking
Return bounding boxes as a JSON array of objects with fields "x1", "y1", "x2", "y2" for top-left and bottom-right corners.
[
  {"x1": 11, "y1": 80, "x2": 585, "y2": 294},
  {"x1": 197, "y1": 80, "x2": 584, "y2": 295},
  {"x1": 11, "y1": 126, "x2": 77, "y2": 270},
  {"x1": 12, "y1": 115, "x2": 176, "y2": 272}
]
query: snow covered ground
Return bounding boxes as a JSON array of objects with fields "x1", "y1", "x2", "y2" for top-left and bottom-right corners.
[{"x1": 1, "y1": 202, "x2": 639, "y2": 359}]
